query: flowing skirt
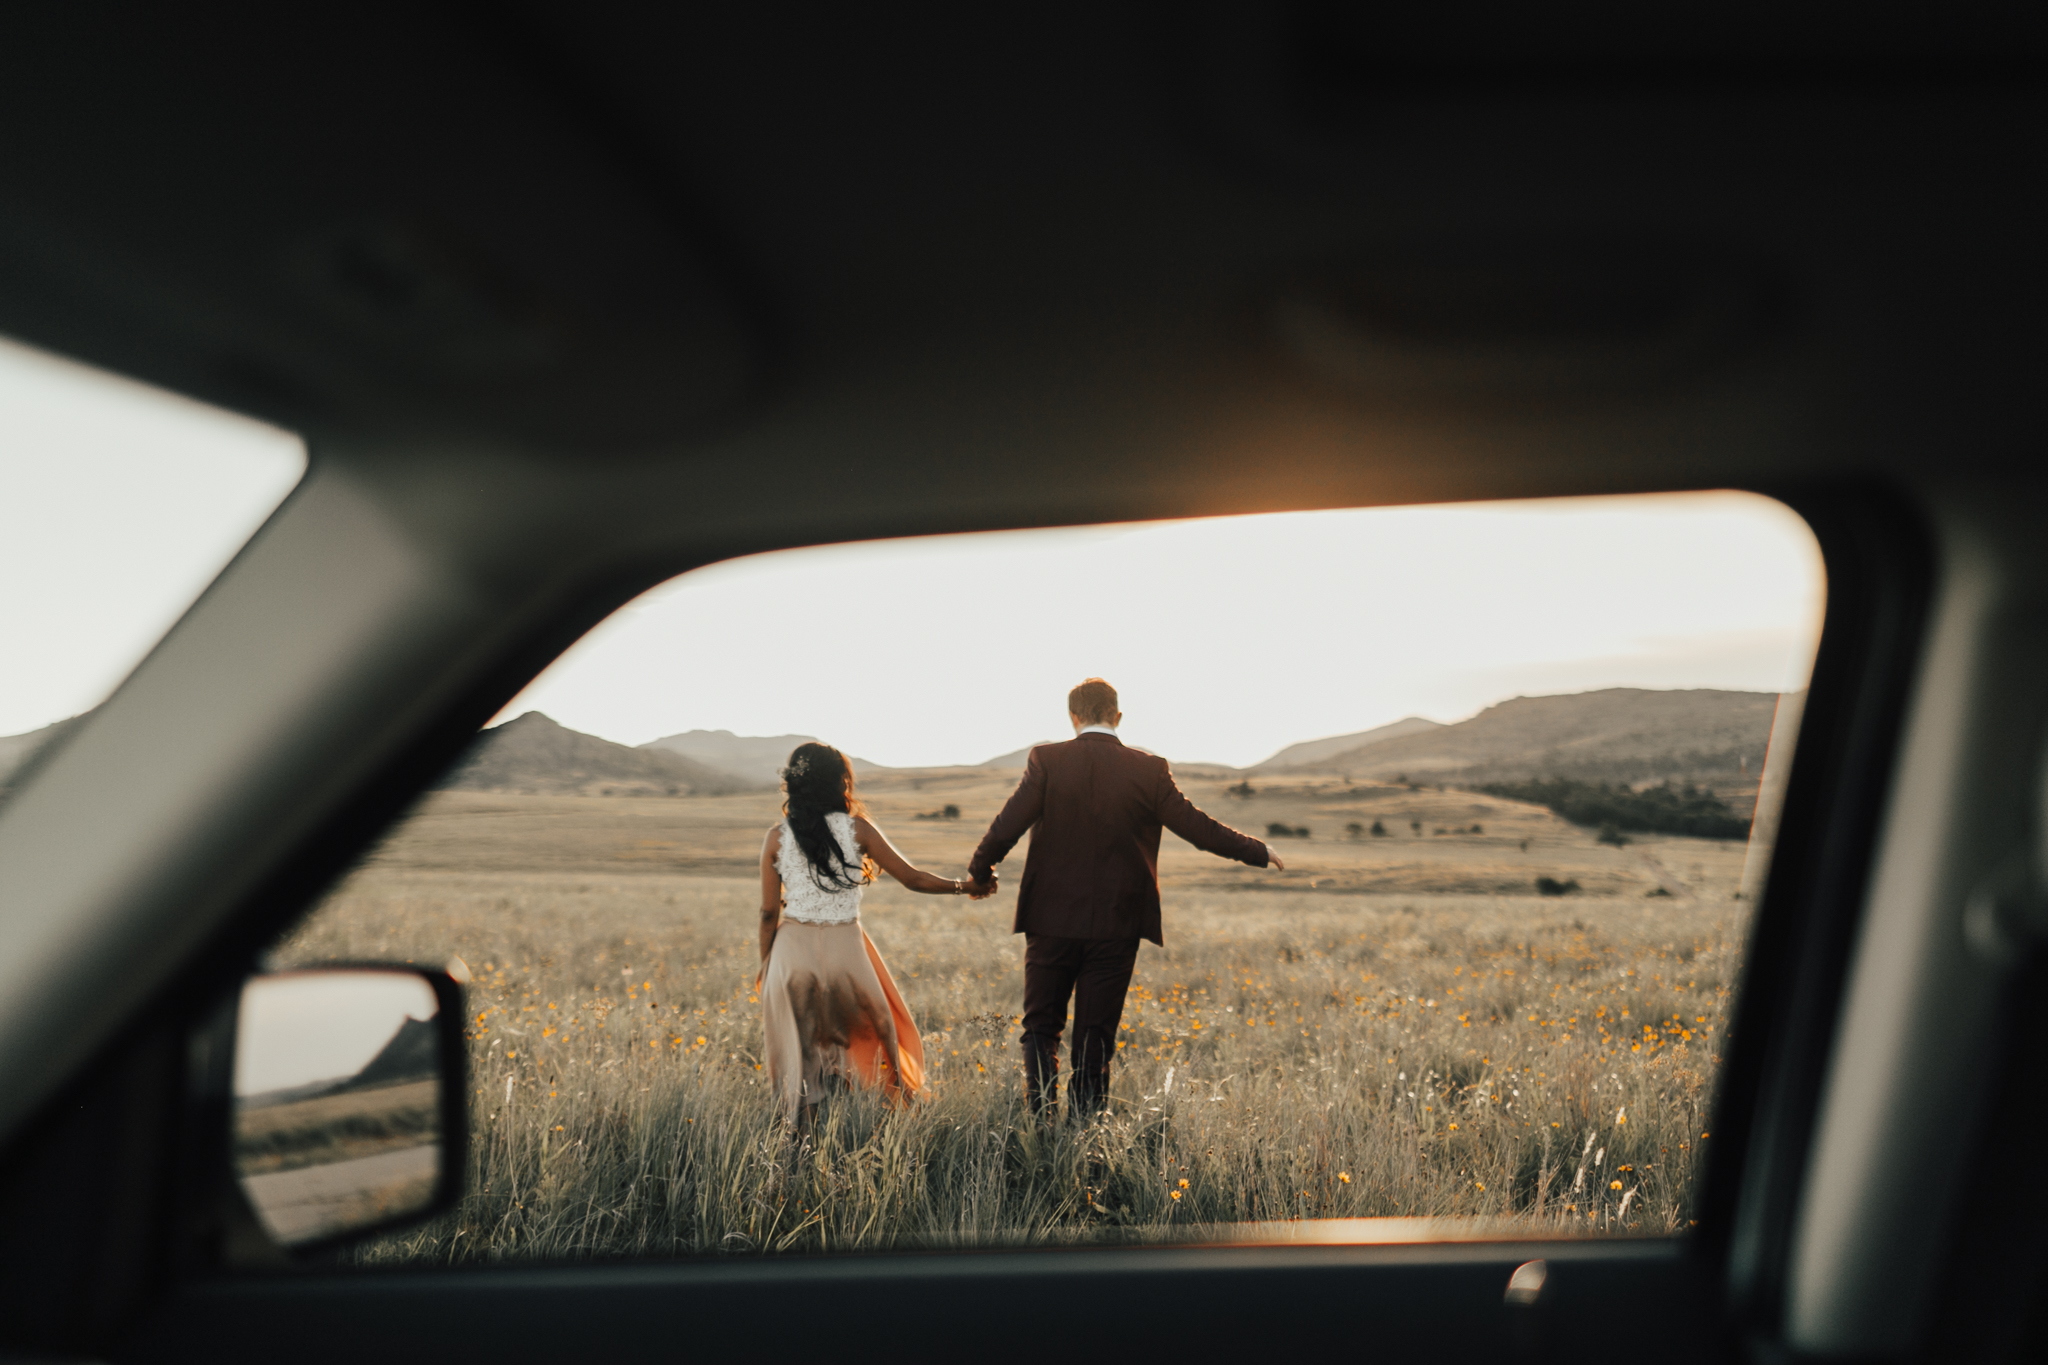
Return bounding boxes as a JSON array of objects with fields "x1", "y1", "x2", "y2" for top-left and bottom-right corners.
[{"x1": 760, "y1": 919, "x2": 924, "y2": 1120}]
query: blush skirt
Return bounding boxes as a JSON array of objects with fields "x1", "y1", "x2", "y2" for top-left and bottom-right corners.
[{"x1": 760, "y1": 919, "x2": 924, "y2": 1120}]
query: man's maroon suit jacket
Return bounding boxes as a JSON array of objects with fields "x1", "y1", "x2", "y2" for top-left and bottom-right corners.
[{"x1": 967, "y1": 731, "x2": 1270, "y2": 946}]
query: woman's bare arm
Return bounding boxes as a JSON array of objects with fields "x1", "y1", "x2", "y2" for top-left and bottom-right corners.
[
  {"x1": 855, "y1": 816, "x2": 983, "y2": 896},
  {"x1": 759, "y1": 824, "x2": 783, "y2": 962}
]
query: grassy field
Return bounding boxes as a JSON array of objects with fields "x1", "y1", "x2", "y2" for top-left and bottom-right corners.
[
  {"x1": 235, "y1": 1079, "x2": 440, "y2": 1175},
  {"x1": 274, "y1": 774, "x2": 1753, "y2": 1262}
]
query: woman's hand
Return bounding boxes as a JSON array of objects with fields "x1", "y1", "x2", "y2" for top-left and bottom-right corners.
[
  {"x1": 1266, "y1": 849, "x2": 1286, "y2": 872},
  {"x1": 856, "y1": 816, "x2": 987, "y2": 895},
  {"x1": 966, "y1": 871, "x2": 998, "y2": 899}
]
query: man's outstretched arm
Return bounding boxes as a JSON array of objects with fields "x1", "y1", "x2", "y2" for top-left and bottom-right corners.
[
  {"x1": 969, "y1": 749, "x2": 1047, "y2": 888},
  {"x1": 1156, "y1": 765, "x2": 1277, "y2": 868}
]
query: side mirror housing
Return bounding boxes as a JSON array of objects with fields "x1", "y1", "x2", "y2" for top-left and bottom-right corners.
[{"x1": 221, "y1": 965, "x2": 466, "y2": 1253}]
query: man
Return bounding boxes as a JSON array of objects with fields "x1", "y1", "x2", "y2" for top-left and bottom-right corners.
[{"x1": 967, "y1": 678, "x2": 1283, "y2": 1118}]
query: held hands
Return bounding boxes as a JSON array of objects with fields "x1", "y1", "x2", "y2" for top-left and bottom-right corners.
[{"x1": 963, "y1": 871, "x2": 998, "y2": 900}]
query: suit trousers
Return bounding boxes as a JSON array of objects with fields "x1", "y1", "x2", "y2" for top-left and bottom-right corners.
[{"x1": 1020, "y1": 934, "x2": 1140, "y2": 1116}]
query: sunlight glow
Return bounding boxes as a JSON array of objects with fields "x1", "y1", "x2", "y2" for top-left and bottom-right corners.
[{"x1": 496, "y1": 492, "x2": 1824, "y2": 769}]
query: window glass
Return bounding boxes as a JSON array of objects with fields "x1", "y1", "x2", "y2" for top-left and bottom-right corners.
[
  {"x1": 0, "y1": 336, "x2": 306, "y2": 795},
  {"x1": 278, "y1": 491, "x2": 1822, "y2": 1260}
]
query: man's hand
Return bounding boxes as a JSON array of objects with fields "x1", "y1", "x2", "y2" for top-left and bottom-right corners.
[
  {"x1": 1266, "y1": 849, "x2": 1286, "y2": 873},
  {"x1": 966, "y1": 871, "x2": 999, "y2": 899}
]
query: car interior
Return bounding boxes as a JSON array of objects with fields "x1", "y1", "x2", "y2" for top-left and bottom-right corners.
[{"x1": 1, "y1": 5, "x2": 2044, "y2": 1361}]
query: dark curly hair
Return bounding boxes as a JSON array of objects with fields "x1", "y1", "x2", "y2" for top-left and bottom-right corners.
[{"x1": 780, "y1": 742, "x2": 872, "y2": 891}]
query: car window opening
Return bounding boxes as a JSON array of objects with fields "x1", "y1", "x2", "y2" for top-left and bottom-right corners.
[{"x1": 265, "y1": 492, "x2": 1824, "y2": 1263}]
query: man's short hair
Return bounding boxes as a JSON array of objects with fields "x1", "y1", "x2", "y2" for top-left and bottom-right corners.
[{"x1": 1068, "y1": 677, "x2": 1119, "y2": 725}]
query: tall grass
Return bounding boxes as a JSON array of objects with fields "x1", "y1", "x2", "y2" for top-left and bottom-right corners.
[{"x1": 276, "y1": 871, "x2": 1747, "y2": 1262}]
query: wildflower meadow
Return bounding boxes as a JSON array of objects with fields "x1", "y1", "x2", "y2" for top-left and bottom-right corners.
[{"x1": 278, "y1": 860, "x2": 1745, "y2": 1263}]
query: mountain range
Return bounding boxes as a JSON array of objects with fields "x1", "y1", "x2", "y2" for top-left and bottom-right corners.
[
  {"x1": 977, "y1": 742, "x2": 1062, "y2": 769},
  {"x1": 1280, "y1": 688, "x2": 1782, "y2": 788},
  {"x1": 437, "y1": 712, "x2": 764, "y2": 796},
  {"x1": 1251, "y1": 716, "x2": 1445, "y2": 771},
  {"x1": 0, "y1": 687, "x2": 1786, "y2": 801},
  {"x1": 639, "y1": 729, "x2": 886, "y2": 781}
]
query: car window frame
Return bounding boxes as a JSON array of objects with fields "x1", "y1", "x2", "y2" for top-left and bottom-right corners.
[{"x1": 0, "y1": 481, "x2": 1934, "y2": 1358}]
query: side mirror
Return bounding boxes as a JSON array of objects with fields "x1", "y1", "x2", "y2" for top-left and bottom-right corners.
[{"x1": 227, "y1": 966, "x2": 466, "y2": 1251}]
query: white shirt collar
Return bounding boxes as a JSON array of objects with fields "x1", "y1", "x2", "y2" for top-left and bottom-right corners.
[{"x1": 1077, "y1": 724, "x2": 1118, "y2": 737}]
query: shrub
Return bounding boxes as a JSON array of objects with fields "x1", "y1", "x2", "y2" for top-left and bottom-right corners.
[
  {"x1": 1345, "y1": 822, "x2": 1365, "y2": 839},
  {"x1": 1265, "y1": 823, "x2": 1309, "y2": 839},
  {"x1": 1409, "y1": 820, "x2": 1422, "y2": 834},
  {"x1": 1535, "y1": 876, "x2": 1582, "y2": 896},
  {"x1": 1226, "y1": 781, "x2": 1256, "y2": 800},
  {"x1": 1370, "y1": 820, "x2": 1388, "y2": 837},
  {"x1": 1597, "y1": 823, "x2": 1630, "y2": 847},
  {"x1": 1479, "y1": 778, "x2": 1750, "y2": 841}
]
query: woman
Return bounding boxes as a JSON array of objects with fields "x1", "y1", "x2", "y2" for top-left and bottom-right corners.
[{"x1": 758, "y1": 742, "x2": 987, "y2": 1122}]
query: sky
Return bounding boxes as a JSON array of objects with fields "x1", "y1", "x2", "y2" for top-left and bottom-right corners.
[
  {"x1": 0, "y1": 332, "x2": 1824, "y2": 766},
  {"x1": 0, "y1": 335, "x2": 305, "y2": 737},
  {"x1": 498, "y1": 494, "x2": 1825, "y2": 770}
]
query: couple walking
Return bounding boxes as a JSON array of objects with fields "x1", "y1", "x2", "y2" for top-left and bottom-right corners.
[{"x1": 757, "y1": 678, "x2": 1283, "y2": 1122}]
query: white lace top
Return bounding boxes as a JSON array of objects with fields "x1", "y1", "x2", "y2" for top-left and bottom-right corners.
[{"x1": 776, "y1": 812, "x2": 866, "y2": 924}]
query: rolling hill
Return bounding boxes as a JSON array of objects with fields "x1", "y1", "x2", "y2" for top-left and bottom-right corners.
[
  {"x1": 0, "y1": 715, "x2": 86, "y2": 800},
  {"x1": 639, "y1": 728, "x2": 889, "y2": 781},
  {"x1": 977, "y1": 741, "x2": 1062, "y2": 769},
  {"x1": 441, "y1": 712, "x2": 763, "y2": 796},
  {"x1": 345, "y1": 1015, "x2": 442, "y2": 1090},
  {"x1": 639, "y1": 729, "x2": 817, "y2": 783},
  {"x1": 1252, "y1": 716, "x2": 1445, "y2": 771},
  {"x1": 1290, "y1": 688, "x2": 1782, "y2": 789}
]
